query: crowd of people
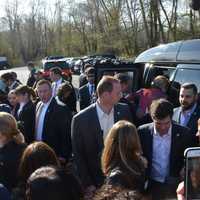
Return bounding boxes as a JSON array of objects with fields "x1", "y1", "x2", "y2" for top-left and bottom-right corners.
[{"x1": 0, "y1": 61, "x2": 200, "y2": 200}]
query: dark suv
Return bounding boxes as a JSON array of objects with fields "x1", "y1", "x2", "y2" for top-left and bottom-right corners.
[{"x1": 94, "y1": 39, "x2": 200, "y2": 106}]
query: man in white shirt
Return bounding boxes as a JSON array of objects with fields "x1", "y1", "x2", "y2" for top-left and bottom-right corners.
[
  {"x1": 138, "y1": 99, "x2": 197, "y2": 199},
  {"x1": 35, "y1": 79, "x2": 72, "y2": 163},
  {"x1": 72, "y1": 75, "x2": 133, "y2": 196}
]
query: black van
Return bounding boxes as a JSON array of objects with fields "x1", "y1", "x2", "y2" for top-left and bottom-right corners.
[
  {"x1": 94, "y1": 39, "x2": 200, "y2": 105},
  {"x1": 135, "y1": 39, "x2": 200, "y2": 91}
]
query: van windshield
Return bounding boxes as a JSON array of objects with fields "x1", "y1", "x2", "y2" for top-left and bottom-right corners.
[{"x1": 174, "y1": 68, "x2": 200, "y2": 92}]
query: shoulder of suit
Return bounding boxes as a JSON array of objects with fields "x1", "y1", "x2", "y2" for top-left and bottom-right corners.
[
  {"x1": 172, "y1": 122, "x2": 190, "y2": 134},
  {"x1": 173, "y1": 106, "x2": 181, "y2": 112},
  {"x1": 115, "y1": 102, "x2": 129, "y2": 109},
  {"x1": 79, "y1": 84, "x2": 88, "y2": 91},
  {"x1": 73, "y1": 103, "x2": 95, "y2": 119},
  {"x1": 137, "y1": 122, "x2": 153, "y2": 132}
]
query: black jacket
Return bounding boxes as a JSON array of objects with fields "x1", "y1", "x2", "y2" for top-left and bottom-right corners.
[
  {"x1": 37, "y1": 98, "x2": 72, "y2": 161},
  {"x1": 71, "y1": 103, "x2": 133, "y2": 188},
  {"x1": 18, "y1": 101, "x2": 35, "y2": 144},
  {"x1": 138, "y1": 122, "x2": 197, "y2": 179}
]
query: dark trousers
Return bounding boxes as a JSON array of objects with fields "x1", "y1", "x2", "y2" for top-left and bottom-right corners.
[{"x1": 147, "y1": 179, "x2": 179, "y2": 200}]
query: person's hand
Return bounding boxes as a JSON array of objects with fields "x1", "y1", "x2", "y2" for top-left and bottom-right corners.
[
  {"x1": 196, "y1": 130, "x2": 200, "y2": 144},
  {"x1": 84, "y1": 185, "x2": 96, "y2": 199},
  {"x1": 177, "y1": 181, "x2": 185, "y2": 200}
]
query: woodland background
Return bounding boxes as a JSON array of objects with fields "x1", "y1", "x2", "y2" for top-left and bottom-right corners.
[{"x1": 0, "y1": 0, "x2": 199, "y2": 65}]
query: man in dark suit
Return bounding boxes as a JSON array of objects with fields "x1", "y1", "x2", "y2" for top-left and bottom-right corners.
[
  {"x1": 79, "y1": 67, "x2": 95, "y2": 110},
  {"x1": 138, "y1": 99, "x2": 197, "y2": 200},
  {"x1": 50, "y1": 67, "x2": 77, "y2": 112},
  {"x1": 173, "y1": 83, "x2": 200, "y2": 136},
  {"x1": 72, "y1": 76, "x2": 133, "y2": 196},
  {"x1": 35, "y1": 79, "x2": 72, "y2": 163}
]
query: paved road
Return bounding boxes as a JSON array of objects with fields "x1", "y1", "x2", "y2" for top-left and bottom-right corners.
[{"x1": 0, "y1": 66, "x2": 79, "y2": 88}]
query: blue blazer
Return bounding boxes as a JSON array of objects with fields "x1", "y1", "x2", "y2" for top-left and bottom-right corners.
[
  {"x1": 138, "y1": 122, "x2": 197, "y2": 179},
  {"x1": 173, "y1": 105, "x2": 200, "y2": 135}
]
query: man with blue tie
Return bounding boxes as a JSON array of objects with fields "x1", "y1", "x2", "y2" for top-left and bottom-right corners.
[
  {"x1": 138, "y1": 99, "x2": 197, "y2": 199},
  {"x1": 79, "y1": 67, "x2": 96, "y2": 110}
]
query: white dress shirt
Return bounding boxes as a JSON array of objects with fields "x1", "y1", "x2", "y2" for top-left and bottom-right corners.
[
  {"x1": 35, "y1": 99, "x2": 52, "y2": 141},
  {"x1": 151, "y1": 125, "x2": 172, "y2": 183},
  {"x1": 52, "y1": 78, "x2": 62, "y2": 97},
  {"x1": 96, "y1": 102, "x2": 114, "y2": 139},
  {"x1": 17, "y1": 102, "x2": 25, "y2": 117}
]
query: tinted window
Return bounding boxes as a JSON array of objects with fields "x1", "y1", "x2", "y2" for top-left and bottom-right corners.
[
  {"x1": 44, "y1": 61, "x2": 69, "y2": 70},
  {"x1": 174, "y1": 68, "x2": 200, "y2": 92},
  {"x1": 96, "y1": 69, "x2": 138, "y2": 92},
  {"x1": 144, "y1": 66, "x2": 175, "y2": 87}
]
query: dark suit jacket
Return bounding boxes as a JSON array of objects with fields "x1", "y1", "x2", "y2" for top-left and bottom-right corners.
[
  {"x1": 173, "y1": 105, "x2": 200, "y2": 135},
  {"x1": 137, "y1": 122, "x2": 197, "y2": 180},
  {"x1": 18, "y1": 101, "x2": 35, "y2": 144},
  {"x1": 37, "y1": 98, "x2": 72, "y2": 161},
  {"x1": 79, "y1": 84, "x2": 91, "y2": 110},
  {"x1": 71, "y1": 103, "x2": 133, "y2": 188}
]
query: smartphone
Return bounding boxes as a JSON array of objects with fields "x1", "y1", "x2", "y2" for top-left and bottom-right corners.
[{"x1": 184, "y1": 147, "x2": 200, "y2": 200}]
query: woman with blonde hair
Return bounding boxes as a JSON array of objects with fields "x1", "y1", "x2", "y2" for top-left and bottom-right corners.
[
  {"x1": 102, "y1": 120, "x2": 146, "y2": 192},
  {"x1": 0, "y1": 112, "x2": 26, "y2": 191}
]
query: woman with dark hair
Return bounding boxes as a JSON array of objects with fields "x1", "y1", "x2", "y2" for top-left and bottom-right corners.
[
  {"x1": 12, "y1": 141, "x2": 60, "y2": 200},
  {"x1": 56, "y1": 82, "x2": 77, "y2": 115},
  {"x1": 102, "y1": 120, "x2": 146, "y2": 191},
  {"x1": 0, "y1": 112, "x2": 26, "y2": 191},
  {"x1": 15, "y1": 85, "x2": 36, "y2": 143},
  {"x1": 26, "y1": 166, "x2": 83, "y2": 200}
]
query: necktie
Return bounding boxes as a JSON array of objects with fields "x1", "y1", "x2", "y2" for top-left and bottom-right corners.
[{"x1": 35, "y1": 103, "x2": 44, "y2": 134}]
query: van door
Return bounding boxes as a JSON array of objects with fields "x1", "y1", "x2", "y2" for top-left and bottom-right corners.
[{"x1": 94, "y1": 61, "x2": 144, "y2": 93}]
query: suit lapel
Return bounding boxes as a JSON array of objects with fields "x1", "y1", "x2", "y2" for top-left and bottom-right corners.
[
  {"x1": 114, "y1": 105, "x2": 120, "y2": 122},
  {"x1": 169, "y1": 123, "x2": 180, "y2": 172},
  {"x1": 187, "y1": 105, "x2": 198, "y2": 127},
  {"x1": 148, "y1": 124, "x2": 154, "y2": 171},
  {"x1": 91, "y1": 103, "x2": 103, "y2": 148},
  {"x1": 43, "y1": 98, "x2": 55, "y2": 133},
  {"x1": 176, "y1": 108, "x2": 182, "y2": 124}
]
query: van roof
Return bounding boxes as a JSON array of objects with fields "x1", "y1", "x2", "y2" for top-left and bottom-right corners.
[{"x1": 135, "y1": 39, "x2": 200, "y2": 64}]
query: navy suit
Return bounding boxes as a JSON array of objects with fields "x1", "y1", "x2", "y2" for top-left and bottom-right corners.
[
  {"x1": 71, "y1": 103, "x2": 133, "y2": 188},
  {"x1": 79, "y1": 84, "x2": 92, "y2": 110},
  {"x1": 36, "y1": 98, "x2": 72, "y2": 161},
  {"x1": 138, "y1": 122, "x2": 197, "y2": 180},
  {"x1": 173, "y1": 105, "x2": 200, "y2": 135}
]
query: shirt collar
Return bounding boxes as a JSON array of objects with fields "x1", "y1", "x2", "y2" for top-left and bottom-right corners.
[
  {"x1": 153, "y1": 124, "x2": 172, "y2": 138},
  {"x1": 9, "y1": 81, "x2": 17, "y2": 89},
  {"x1": 42, "y1": 97, "x2": 53, "y2": 107},
  {"x1": 55, "y1": 78, "x2": 62, "y2": 84},
  {"x1": 96, "y1": 102, "x2": 114, "y2": 118},
  {"x1": 181, "y1": 103, "x2": 197, "y2": 116}
]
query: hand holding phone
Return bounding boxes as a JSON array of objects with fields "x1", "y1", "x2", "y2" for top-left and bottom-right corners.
[{"x1": 184, "y1": 147, "x2": 200, "y2": 200}]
